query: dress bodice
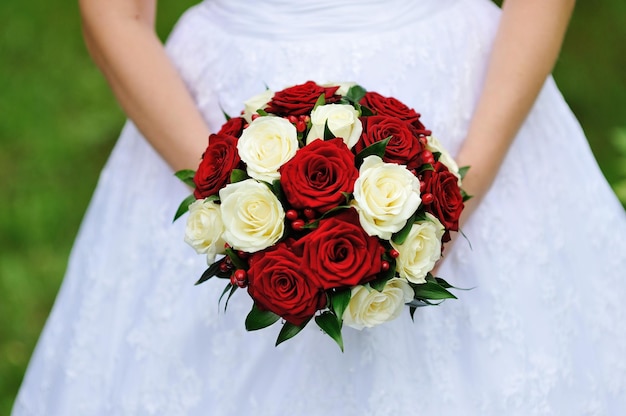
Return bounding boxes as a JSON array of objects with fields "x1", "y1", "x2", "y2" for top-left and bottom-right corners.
[{"x1": 200, "y1": 0, "x2": 461, "y2": 38}]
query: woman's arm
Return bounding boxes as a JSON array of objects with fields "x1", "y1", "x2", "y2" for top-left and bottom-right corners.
[
  {"x1": 456, "y1": 0, "x2": 575, "y2": 222},
  {"x1": 79, "y1": 0, "x2": 210, "y2": 171}
]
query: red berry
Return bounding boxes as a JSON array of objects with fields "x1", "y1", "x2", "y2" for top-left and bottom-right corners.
[
  {"x1": 303, "y1": 208, "x2": 316, "y2": 219},
  {"x1": 296, "y1": 120, "x2": 307, "y2": 132},
  {"x1": 291, "y1": 219, "x2": 306, "y2": 231},
  {"x1": 381, "y1": 260, "x2": 390, "y2": 271},
  {"x1": 251, "y1": 114, "x2": 260, "y2": 121},
  {"x1": 234, "y1": 269, "x2": 248, "y2": 288},
  {"x1": 389, "y1": 249, "x2": 400, "y2": 259},
  {"x1": 237, "y1": 250, "x2": 250, "y2": 259},
  {"x1": 303, "y1": 115, "x2": 311, "y2": 123},
  {"x1": 219, "y1": 262, "x2": 230, "y2": 272},
  {"x1": 229, "y1": 273, "x2": 237, "y2": 286},
  {"x1": 419, "y1": 181, "x2": 427, "y2": 193},
  {"x1": 422, "y1": 193, "x2": 434, "y2": 205},
  {"x1": 418, "y1": 136, "x2": 428, "y2": 147},
  {"x1": 422, "y1": 150, "x2": 435, "y2": 165},
  {"x1": 287, "y1": 115, "x2": 298, "y2": 124},
  {"x1": 286, "y1": 209, "x2": 299, "y2": 221}
]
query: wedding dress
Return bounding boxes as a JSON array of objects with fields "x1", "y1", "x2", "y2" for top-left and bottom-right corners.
[{"x1": 14, "y1": 0, "x2": 626, "y2": 414}]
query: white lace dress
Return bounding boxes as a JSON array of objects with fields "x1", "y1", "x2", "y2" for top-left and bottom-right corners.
[{"x1": 14, "y1": 0, "x2": 626, "y2": 414}]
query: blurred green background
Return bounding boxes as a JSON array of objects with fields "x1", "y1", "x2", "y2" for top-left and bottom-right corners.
[{"x1": 1, "y1": 0, "x2": 625, "y2": 413}]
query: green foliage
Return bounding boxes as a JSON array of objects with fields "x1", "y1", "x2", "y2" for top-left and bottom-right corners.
[
  {"x1": 245, "y1": 304, "x2": 280, "y2": 331},
  {"x1": 315, "y1": 312, "x2": 344, "y2": 352}
]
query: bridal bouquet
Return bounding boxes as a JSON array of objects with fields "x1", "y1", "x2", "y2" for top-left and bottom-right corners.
[{"x1": 175, "y1": 81, "x2": 469, "y2": 350}]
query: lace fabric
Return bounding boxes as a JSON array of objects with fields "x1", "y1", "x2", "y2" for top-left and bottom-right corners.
[{"x1": 14, "y1": 0, "x2": 626, "y2": 414}]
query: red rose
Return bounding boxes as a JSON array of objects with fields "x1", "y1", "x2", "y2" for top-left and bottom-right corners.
[
  {"x1": 247, "y1": 241, "x2": 326, "y2": 326},
  {"x1": 355, "y1": 116, "x2": 425, "y2": 170},
  {"x1": 292, "y1": 209, "x2": 385, "y2": 290},
  {"x1": 360, "y1": 91, "x2": 427, "y2": 131},
  {"x1": 421, "y1": 162, "x2": 464, "y2": 241},
  {"x1": 266, "y1": 81, "x2": 341, "y2": 117},
  {"x1": 217, "y1": 117, "x2": 246, "y2": 138},
  {"x1": 193, "y1": 133, "x2": 241, "y2": 199},
  {"x1": 279, "y1": 138, "x2": 358, "y2": 213}
]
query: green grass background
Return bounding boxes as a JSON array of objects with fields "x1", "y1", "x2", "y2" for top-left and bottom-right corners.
[{"x1": 1, "y1": 1, "x2": 625, "y2": 413}]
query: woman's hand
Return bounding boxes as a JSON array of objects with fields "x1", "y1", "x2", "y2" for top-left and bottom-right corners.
[
  {"x1": 79, "y1": 0, "x2": 211, "y2": 171},
  {"x1": 455, "y1": 0, "x2": 575, "y2": 223}
]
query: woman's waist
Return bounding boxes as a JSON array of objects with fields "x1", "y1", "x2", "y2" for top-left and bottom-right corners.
[{"x1": 200, "y1": 0, "x2": 462, "y2": 38}]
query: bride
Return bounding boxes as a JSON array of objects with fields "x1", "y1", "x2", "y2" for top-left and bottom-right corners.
[{"x1": 14, "y1": 0, "x2": 626, "y2": 414}]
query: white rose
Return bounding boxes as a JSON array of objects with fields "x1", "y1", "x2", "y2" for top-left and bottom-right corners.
[
  {"x1": 392, "y1": 213, "x2": 445, "y2": 284},
  {"x1": 426, "y1": 135, "x2": 462, "y2": 185},
  {"x1": 219, "y1": 179, "x2": 285, "y2": 253},
  {"x1": 184, "y1": 199, "x2": 226, "y2": 264},
  {"x1": 322, "y1": 81, "x2": 357, "y2": 96},
  {"x1": 351, "y1": 156, "x2": 422, "y2": 239},
  {"x1": 342, "y1": 278, "x2": 414, "y2": 330},
  {"x1": 306, "y1": 104, "x2": 363, "y2": 149},
  {"x1": 237, "y1": 116, "x2": 299, "y2": 182},
  {"x1": 242, "y1": 89, "x2": 274, "y2": 123}
]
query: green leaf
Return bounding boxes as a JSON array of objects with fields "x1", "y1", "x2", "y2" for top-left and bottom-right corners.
[
  {"x1": 223, "y1": 284, "x2": 238, "y2": 311},
  {"x1": 315, "y1": 311, "x2": 344, "y2": 352},
  {"x1": 409, "y1": 306, "x2": 417, "y2": 321},
  {"x1": 458, "y1": 165, "x2": 470, "y2": 180},
  {"x1": 413, "y1": 281, "x2": 457, "y2": 300},
  {"x1": 225, "y1": 248, "x2": 248, "y2": 270},
  {"x1": 406, "y1": 298, "x2": 440, "y2": 308},
  {"x1": 330, "y1": 290, "x2": 351, "y2": 323},
  {"x1": 230, "y1": 169, "x2": 248, "y2": 184},
  {"x1": 317, "y1": 205, "x2": 351, "y2": 221},
  {"x1": 370, "y1": 262, "x2": 396, "y2": 291},
  {"x1": 276, "y1": 320, "x2": 309, "y2": 346},
  {"x1": 428, "y1": 274, "x2": 472, "y2": 291},
  {"x1": 323, "y1": 119, "x2": 336, "y2": 141},
  {"x1": 195, "y1": 261, "x2": 223, "y2": 285},
  {"x1": 391, "y1": 211, "x2": 417, "y2": 245},
  {"x1": 245, "y1": 303, "x2": 280, "y2": 331},
  {"x1": 174, "y1": 169, "x2": 196, "y2": 188},
  {"x1": 269, "y1": 179, "x2": 285, "y2": 202},
  {"x1": 420, "y1": 163, "x2": 435, "y2": 173},
  {"x1": 256, "y1": 108, "x2": 269, "y2": 116},
  {"x1": 173, "y1": 194, "x2": 196, "y2": 222},
  {"x1": 359, "y1": 105, "x2": 374, "y2": 117},
  {"x1": 222, "y1": 109, "x2": 231, "y2": 121},
  {"x1": 461, "y1": 189, "x2": 473, "y2": 202},
  {"x1": 355, "y1": 136, "x2": 391, "y2": 168},
  {"x1": 313, "y1": 93, "x2": 326, "y2": 111},
  {"x1": 345, "y1": 84, "x2": 367, "y2": 103},
  {"x1": 218, "y1": 283, "x2": 237, "y2": 312}
]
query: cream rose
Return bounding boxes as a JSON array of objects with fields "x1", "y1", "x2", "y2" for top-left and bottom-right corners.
[
  {"x1": 242, "y1": 89, "x2": 274, "y2": 123},
  {"x1": 184, "y1": 199, "x2": 226, "y2": 264},
  {"x1": 392, "y1": 213, "x2": 445, "y2": 284},
  {"x1": 426, "y1": 135, "x2": 462, "y2": 185},
  {"x1": 306, "y1": 104, "x2": 363, "y2": 149},
  {"x1": 219, "y1": 179, "x2": 285, "y2": 253},
  {"x1": 351, "y1": 156, "x2": 422, "y2": 239},
  {"x1": 237, "y1": 116, "x2": 299, "y2": 182},
  {"x1": 342, "y1": 278, "x2": 414, "y2": 330},
  {"x1": 322, "y1": 81, "x2": 357, "y2": 96}
]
